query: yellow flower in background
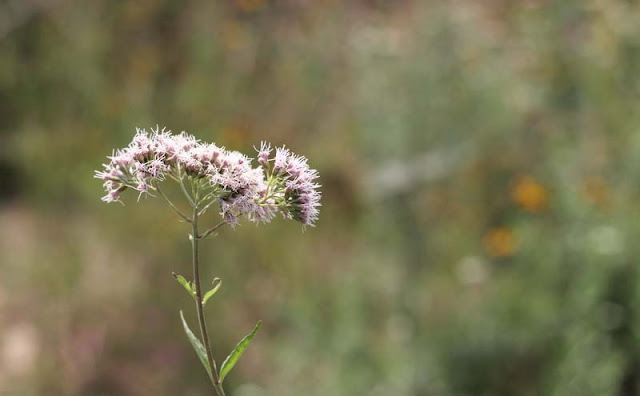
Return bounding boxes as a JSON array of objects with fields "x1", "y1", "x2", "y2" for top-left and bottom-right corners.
[
  {"x1": 483, "y1": 227, "x2": 517, "y2": 257},
  {"x1": 511, "y1": 174, "x2": 548, "y2": 213}
]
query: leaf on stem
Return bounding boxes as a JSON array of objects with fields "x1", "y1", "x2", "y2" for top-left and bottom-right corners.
[
  {"x1": 173, "y1": 272, "x2": 196, "y2": 298},
  {"x1": 180, "y1": 310, "x2": 213, "y2": 382},
  {"x1": 203, "y1": 278, "x2": 222, "y2": 306},
  {"x1": 219, "y1": 320, "x2": 262, "y2": 383}
]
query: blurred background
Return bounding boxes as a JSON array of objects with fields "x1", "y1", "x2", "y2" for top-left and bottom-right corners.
[{"x1": 2, "y1": 0, "x2": 640, "y2": 395}]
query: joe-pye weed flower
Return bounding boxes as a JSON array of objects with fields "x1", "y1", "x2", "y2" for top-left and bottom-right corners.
[{"x1": 95, "y1": 127, "x2": 321, "y2": 395}]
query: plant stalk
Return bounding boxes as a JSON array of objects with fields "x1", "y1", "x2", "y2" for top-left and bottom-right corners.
[{"x1": 191, "y1": 207, "x2": 226, "y2": 396}]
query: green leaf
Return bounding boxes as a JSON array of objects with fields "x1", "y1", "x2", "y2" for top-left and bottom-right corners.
[
  {"x1": 219, "y1": 320, "x2": 262, "y2": 383},
  {"x1": 173, "y1": 272, "x2": 195, "y2": 298},
  {"x1": 203, "y1": 278, "x2": 222, "y2": 306},
  {"x1": 180, "y1": 310, "x2": 213, "y2": 382}
]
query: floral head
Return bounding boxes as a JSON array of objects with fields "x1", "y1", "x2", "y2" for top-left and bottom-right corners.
[{"x1": 95, "y1": 128, "x2": 321, "y2": 227}]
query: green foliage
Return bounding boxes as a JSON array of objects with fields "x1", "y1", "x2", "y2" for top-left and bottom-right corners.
[
  {"x1": 203, "y1": 278, "x2": 222, "y2": 306},
  {"x1": 219, "y1": 321, "x2": 262, "y2": 383},
  {"x1": 180, "y1": 310, "x2": 213, "y2": 382},
  {"x1": 172, "y1": 272, "x2": 195, "y2": 298}
]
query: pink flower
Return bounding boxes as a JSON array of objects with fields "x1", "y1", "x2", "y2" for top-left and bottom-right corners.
[
  {"x1": 96, "y1": 127, "x2": 320, "y2": 228},
  {"x1": 260, "y1": 145, "x2": 321, "y2": 227},
  {"x1": 273, "y1": 146, "x2": 290, "y2": 174},
  {"x1": 256, "y1": 142, "x2": 272, "y2": 167}
]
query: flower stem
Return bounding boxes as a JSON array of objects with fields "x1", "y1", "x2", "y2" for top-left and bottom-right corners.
[
  {"x1": 154, "y1": 183, "x2": 192, "y2": 223},
  {"x1": 200, "y1": 221, "x2": 227, "y2": 240},
  {"x1": 191, "y1": 207, "x2": 226, "y2": 396},
  {"x1": 178, "y1": 166, "x2": 196, "y2": 207}
]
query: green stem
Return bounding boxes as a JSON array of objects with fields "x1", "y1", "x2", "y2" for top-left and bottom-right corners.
[
  {"x1": 155, "y1": 183, "x2": 192, "y2": 223},
  {"x1": 200, "y1": 221, "x2": 227, "y2": 240},
  {"x1": 178, "y1": 167, "x2": 196, "y2": 207},
  {"x1": 198, "y1": 196, "x2": 217, "y2": 217},
  {"x1": 191, "y1": 207, "x2": 226, "y2": 396}
]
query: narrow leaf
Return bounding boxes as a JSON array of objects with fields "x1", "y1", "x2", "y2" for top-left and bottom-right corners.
[
  {"x1": 203, "y1": 278, "x2": 222, "y2": 306},
  {"x1": 172, "y1": 272, "x2": 195, "y2": 298},
  {"x1": 219, "y1": 320, "x2": 262, "y2": 383},
  {"x1": 180, "y1": 310, "x2": 213, "y2": 381}
]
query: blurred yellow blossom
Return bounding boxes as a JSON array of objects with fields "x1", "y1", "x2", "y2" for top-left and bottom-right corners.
[
  {"x1": 511, "y1": 174, "x2": 548, "y2": 212},
  {"x1": 483, "y1": 227, "x2": 518, "y2": 257}
]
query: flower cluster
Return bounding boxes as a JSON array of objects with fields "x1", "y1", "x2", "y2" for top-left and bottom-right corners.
[
  {"x1": 257, "y1": 143, "x2": 321, "y2": 227},
  {"x1": 95, "y1": 127, "x2": 321, "y2": 227}
]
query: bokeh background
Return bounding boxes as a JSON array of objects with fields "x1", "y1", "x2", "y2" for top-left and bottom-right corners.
[{"x1": 2, "y1": 0, "x2": 640, "y2": 395}]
